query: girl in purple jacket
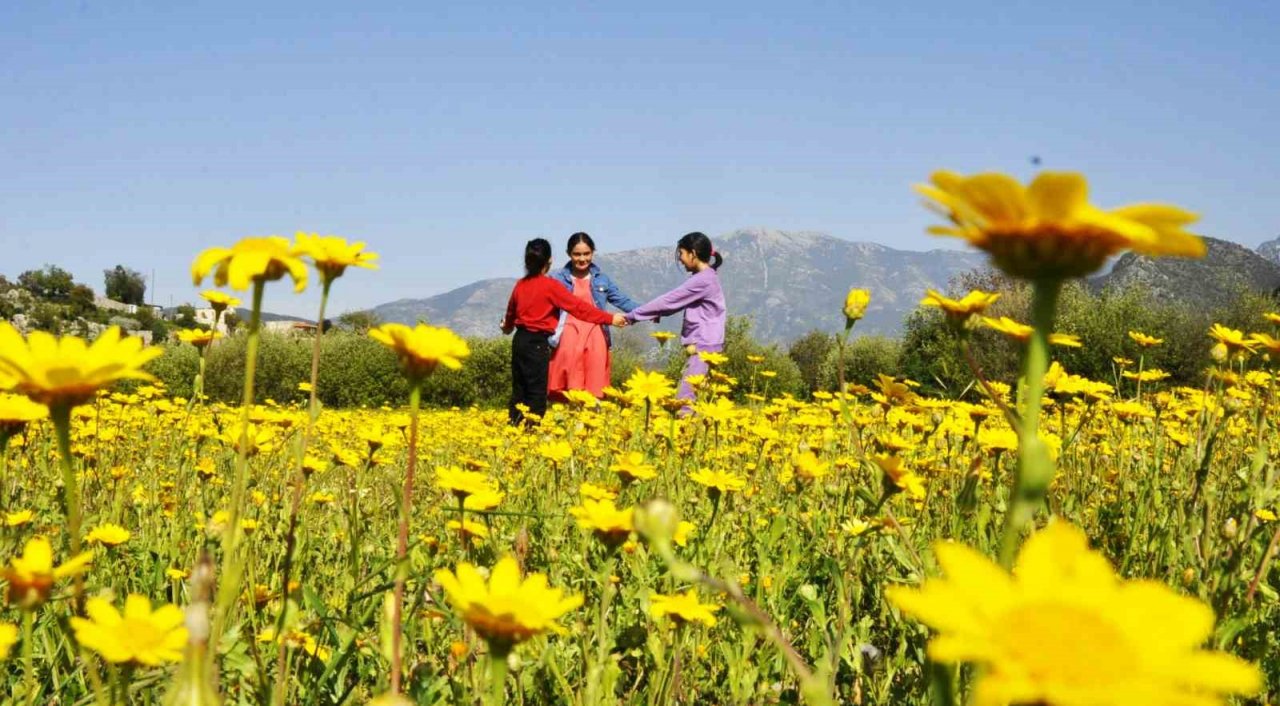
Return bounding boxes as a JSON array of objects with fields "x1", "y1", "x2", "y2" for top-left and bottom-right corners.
[{"x1": 625, "y1": 232, "x2": 727, "y2": 403}]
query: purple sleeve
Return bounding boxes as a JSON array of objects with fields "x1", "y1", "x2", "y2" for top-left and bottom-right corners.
[{"x1": 626, "y1": 277, "x2": 705, "y2": 322}]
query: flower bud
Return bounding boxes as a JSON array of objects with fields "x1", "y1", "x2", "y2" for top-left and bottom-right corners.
[
  {"x1": 633, "y1": 499, "x2": 679, "y2": 546},
  {"x1": 843, "y1": 288, "x2": 871, "y2": 330}
]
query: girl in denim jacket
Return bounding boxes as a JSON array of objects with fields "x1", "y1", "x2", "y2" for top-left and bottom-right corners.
[{"x1": 546, "y1": 232, "x2": 640, "y2": 399}]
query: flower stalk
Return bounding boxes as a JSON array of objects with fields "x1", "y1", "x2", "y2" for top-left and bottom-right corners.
[
  {"x1": 211, "y1": 280, "x2": 266, "y2": 652},
  {"x1": 272, "y1": 277, "x2": 332, "y2": 706},
  {"x1": 389, "y1": 382, "x2": 422, "y2": 694},
  {"x1": 49, "y1": 402, "x2": 84, "y2": 604},
  {"x1": 487, "y1": 648, "x2": 509, "y2": 706},
  {"x1": 998, "y1": 278, "x2": 1061, "y2": 568}
]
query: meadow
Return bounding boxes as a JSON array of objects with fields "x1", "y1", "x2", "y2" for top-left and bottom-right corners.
[{"x1": 0, "y1": 172, "x2": 1275, "y2": 705}]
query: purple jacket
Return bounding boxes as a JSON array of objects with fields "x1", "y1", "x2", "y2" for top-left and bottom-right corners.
[{"x1": 625, "y1": 268, "x2": 726, "y2": 348}]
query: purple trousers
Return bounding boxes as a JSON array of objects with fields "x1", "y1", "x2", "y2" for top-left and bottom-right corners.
[{"x1": 678, "y1": 344, "x2": 724, "y2": 402}]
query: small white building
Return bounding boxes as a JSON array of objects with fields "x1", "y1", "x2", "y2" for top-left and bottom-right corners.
[
  {"x1": 94, "y1": 296, "x2": 137, "y2": 315},
  {"x1": 263, "y1": 320, "x2": 318, "y2": 335},
  {"x1": 193, "y1": 308, "x2": 230, "y2": 334}
]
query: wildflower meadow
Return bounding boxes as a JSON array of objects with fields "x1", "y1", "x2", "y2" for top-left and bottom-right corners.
[{"x1": 0, "y1": 173, "x2": 1276, "y2": 705}]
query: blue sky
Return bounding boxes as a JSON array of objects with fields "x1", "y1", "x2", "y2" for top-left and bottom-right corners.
[{"x1": 2, "y1": 1, "x2": 1277, "y2": 318}]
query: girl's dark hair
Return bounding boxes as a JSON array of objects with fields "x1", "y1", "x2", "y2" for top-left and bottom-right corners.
[
  {"x1": 566, "y1": 232, "x2": 596, "y2": 253},
  {"x1": 676, "y1": 232, "x2": 723, "y2": 270},
  {"x1": 524, "y1": 238, "x2": 553, "y2": 278}
]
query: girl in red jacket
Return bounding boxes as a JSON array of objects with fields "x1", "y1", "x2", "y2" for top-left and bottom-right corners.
[{"x1": 501, "y1": 238, "x2": 627, "y2": 425}]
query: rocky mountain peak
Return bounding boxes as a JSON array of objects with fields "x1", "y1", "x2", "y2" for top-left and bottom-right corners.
[
  {"x1": 1256, "y1": 236, "x2": 1280, "y2": 266},
  {"x1": 1095, "y1": 236, "x2": 1280, "y2": 302}
]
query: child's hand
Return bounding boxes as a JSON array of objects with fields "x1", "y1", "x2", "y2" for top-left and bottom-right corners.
[
  {"x1": 612, "y1": 313, "x2": 628, "y2": 328},
  {"x1": 500, "y1": 320, "x2": 514, "y2": 335}
]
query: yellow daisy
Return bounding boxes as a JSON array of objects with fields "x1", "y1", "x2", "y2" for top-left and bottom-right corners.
[
  {"x1": 191, "y1": 236, "x2": 308, "y2": 293},
  {"x1": 917, "y1": 170, "x2": 1202, "y2": 279},
  {"x1": 887, "y1": 522, "x2": 1259, "y2": 706}
]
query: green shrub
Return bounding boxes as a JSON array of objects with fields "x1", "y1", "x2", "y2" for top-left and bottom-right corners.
[
  {"x1": 818, "y1": 335, "x2": 902, "y2": 391},
  {"x1": 1053, "y1": 282, "x2": 1196, "y2": 385},
  {"x1": 145, "y1": 341, "x2": 200, "y2": 398},
  {"x1": 606, "y1": 326, "x2": 663, "y2": 388},
  {"x1": 896, "y1": 278, "x2": 1280, "y2": 395},
  {"x1": 418, "y1": 336, "x2": 511, "y2": 408},
  {"x1": 200, "y1": 330, "x2": 314, "y2": 404},
  {"x1": 662, "y1": 316, "x2": 805, "y2": 400},
  {"x1": 316, "y1": 333, "x2": 409, "y2": 408},
  {"x1": 897, "y1": 305, "x2": 1025, "y2": 399}
]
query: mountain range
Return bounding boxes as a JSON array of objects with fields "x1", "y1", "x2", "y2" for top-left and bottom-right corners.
[
  {"x1": 369, "y1": 229, "x2": 1280, "y2": 343},
  {"x1": 372, "y1": 229, "x2": 987, "y2": 342}
]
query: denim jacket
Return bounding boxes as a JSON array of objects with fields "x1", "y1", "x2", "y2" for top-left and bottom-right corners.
[{"x1": 547, "y1": 263, "x2": 639, "y2": 349}]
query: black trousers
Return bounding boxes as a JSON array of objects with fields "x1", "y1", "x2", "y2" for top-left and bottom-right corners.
[{"x1": 510, "y1": 328, "x2": 551, "y2": 425}]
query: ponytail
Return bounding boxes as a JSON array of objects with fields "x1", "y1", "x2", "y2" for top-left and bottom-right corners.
[
  {"x1": 677, "y1": 232, "x2": 723, "y2": 270},
  {"x1": 524, "y1": 238, "x2": 552, "y2": 278}
]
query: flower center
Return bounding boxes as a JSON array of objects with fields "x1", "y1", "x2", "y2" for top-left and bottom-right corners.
[
  {"x1": 997, "y1": 602, "x2": 1137, "y2": 686},
  {"x1": 122, "y1": 617, "x2": 166, "y2": 660}
]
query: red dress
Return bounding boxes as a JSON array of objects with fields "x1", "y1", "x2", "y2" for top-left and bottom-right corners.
[{"x1": 547, "y1": 276, "x2": 611, "y2": 398}]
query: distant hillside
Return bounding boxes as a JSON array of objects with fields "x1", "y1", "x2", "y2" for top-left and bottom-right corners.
[
  {"x1": 371, "y1": 229, "x2": 987, "y2": 342},
  {"x1": 1092, "y1": 236, "x2": 1280, "y2": 304}
]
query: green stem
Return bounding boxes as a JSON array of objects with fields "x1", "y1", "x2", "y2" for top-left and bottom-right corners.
[
  {"x1": 49, "y1": 404, "x2": 84, "y2": 605},
  {"x1": 23, "y1": 609, "x2": 36, "y2": 705},
  {"x1": 211, "y1": 281, "x2": 265, "y2": 657},
  {"x1": 390, "y1": 382, "x2": 422, "y2": 694},
  {"x1": 1, "y1": 432, "x2": 11, "y2": 512},
  {"x1": 487, "y1": 648, "x2": 510, "y2": 706},
  {"x1": 272, "y1": 278, "x2": 331, "y2": 706},
  {"x1": 998, "y1": 279, "x2": 1062, "y2": 568},
  {"x1": 836, "y1": 330, "x2": 849, "y2": 393},
  {"x1": 111, "y1": 664, "x2": 134, "y2": 706},
  {"x1": 590, "y1": 553, "x2": 617, "y2": 706}
]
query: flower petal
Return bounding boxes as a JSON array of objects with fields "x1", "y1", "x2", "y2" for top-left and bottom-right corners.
[{"x1": 1026, "y1": 172, "x2": 1088, "y2": 221}]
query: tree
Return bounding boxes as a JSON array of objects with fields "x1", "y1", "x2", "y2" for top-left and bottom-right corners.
[
  {"x1": 338, "y1": 310, "x2": 382, "y2": 334},
  {"x1": 103, "y1": 266, "x2": 147, "y2": 305},
  {"x1": 788, "y1": 330, "x2": 835, "y2": 394},
  {"x1": 135, "y1": 306, "x2": 170, "y2": 341},
  {"x1": 173, "y1": 304, "x2": 199, "y2": 329},
  {"x1": 18, "y1": 265, "x2": 75, "y2": 302},
  {"x1": 68, "y1": 284, "x2": 98, "y2": 319}
]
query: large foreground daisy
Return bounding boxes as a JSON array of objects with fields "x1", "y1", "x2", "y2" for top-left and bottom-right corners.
[
  {"x1": 917, "y1": 171, "x2": 1203, "y2": 280},
  {"x1": 887, "y1": 522, "x2": 1259, "y2": 706}
]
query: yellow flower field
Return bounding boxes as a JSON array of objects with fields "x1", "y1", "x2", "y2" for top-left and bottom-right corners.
[
  {"x1": 0, "y1": 361, "x2": 1273, "y2": 704},
  {"x1": 0, "y1": 177, "x2": 1274, "y2": 704}
]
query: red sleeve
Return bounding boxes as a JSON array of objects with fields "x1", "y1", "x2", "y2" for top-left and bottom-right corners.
[
  {"x1": 502, "y1": 285, "x2": 518, "y2": 329},
  {"x1": 546, "y1": 279, "x2": 614, "y2": 325}
]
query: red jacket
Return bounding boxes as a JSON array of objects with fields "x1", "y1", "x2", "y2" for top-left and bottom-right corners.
[{"x1": 502, "y1": 275, "x2": 613, "y2": 333}]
